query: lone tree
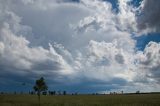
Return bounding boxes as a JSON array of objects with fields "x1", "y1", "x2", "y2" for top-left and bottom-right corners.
[{"x1": 33, "y1": 77, "x2": 48, "y2": 105}]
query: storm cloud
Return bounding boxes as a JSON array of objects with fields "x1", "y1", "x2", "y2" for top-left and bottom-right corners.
[{"x1": 137, "y1": 0, "x2": 160, "y2": 34}]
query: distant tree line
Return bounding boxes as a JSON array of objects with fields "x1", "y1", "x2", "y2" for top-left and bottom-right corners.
[
  {"x1": 28, "y1": 90, "x2": 67, "y2": 95},
  {"x1": 0, "y1": 90, "x2": 79, "y2": 95}
]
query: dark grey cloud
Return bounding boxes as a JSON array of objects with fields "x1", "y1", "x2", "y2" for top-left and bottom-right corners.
[
  {"x1": 137, "y1": 0, "x2": 160, "y2": 33},
  {"x1": 115, "y1": 54, "x2": 124, "y2": 64}
]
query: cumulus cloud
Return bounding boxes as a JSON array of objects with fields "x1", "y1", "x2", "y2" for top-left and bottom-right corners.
[
  {"x1": 0, "y1": 24, "x2": 73, "y2": 74},
  {"x1": 0, "y1": 9, "x2": 73, "y2": 85},
  {"x1": 76, "y1": 40, "x2": 135, "y2": 82},
  {"x1": 75, "y1": 0, "x2": 137, "y2": 33},
  {"x1": 0, "y1": 0, "x2": 160, "y2": 92},
  {"x1": 137, "y1": 42, "x2": 160, "y2": 83}
]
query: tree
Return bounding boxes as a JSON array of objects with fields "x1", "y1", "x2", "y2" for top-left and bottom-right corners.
[{"x1": 33, "y1": 77, "x2": 48, "y2": 106}]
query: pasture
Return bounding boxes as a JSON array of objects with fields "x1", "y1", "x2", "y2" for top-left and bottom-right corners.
[{"x1": 0, "y1": 94, "x2": 160, "y2": 106}]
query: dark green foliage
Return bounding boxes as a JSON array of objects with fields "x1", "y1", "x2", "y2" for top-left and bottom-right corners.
[{"x1": 33, "y1": 77, "x2": 48, "y2": 93}]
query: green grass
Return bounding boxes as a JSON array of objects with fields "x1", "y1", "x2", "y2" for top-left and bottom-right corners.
[{"x1": 0, "y1": 94, "x2": 160, "y2": 106}]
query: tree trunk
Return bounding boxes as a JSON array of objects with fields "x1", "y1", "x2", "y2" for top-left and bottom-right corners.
[{"x1": 38, "y1": 91, "x2": 40, "y2": 106}]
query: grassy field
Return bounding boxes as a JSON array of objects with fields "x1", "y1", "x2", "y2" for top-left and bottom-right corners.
[{"x1": 0, "y1": 94, "x2": 160, "y2": 106}]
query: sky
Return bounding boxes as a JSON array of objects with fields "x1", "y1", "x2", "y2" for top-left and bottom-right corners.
[{"x1": 0, "y1": 0, "x2": 160, "y2": 93}]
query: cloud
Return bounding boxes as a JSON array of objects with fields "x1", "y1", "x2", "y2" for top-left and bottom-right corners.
[
  {"x1": 137, "y1": 42, "x2": 160, "y2": 83},
  {"x1": 0, "y1": 42, "x2": 4, "y2": 54},
  {"x1": 75, "y1": 0, "x2": 137, "y2": 33},
  {"x1": 137, "y1": 0, "x2": 160, "y2": 34},
  {"x1": 70, "y1": 40, "x2": 136, "y2": 89},
  {"x1": 0, "y1": 9, "x2": 73, "y2": 83},
  {"x1": 0, "y1": 25, "x2": 73, "y2": 74},
  {"x1": 0, "y1": 0, "x2": 160, "y2": 92}
]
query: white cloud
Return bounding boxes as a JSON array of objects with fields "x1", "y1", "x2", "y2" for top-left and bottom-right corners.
[
  {"x1": 71, "y1": 40, "x2": 136, "y2": 84},
  {"x1": 117, "y1": 0, "x2": 137, "y2": 32},
  {"x1": 136, "y1": 42, "x2": 160, "y2": 83},
  {"x1": 0, "y1": 42, "x2": 4, "y2": 55}
]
